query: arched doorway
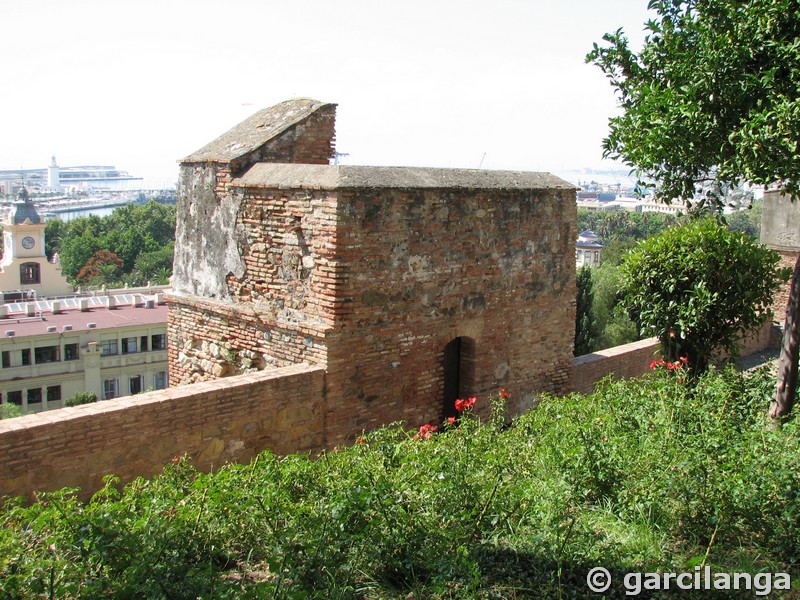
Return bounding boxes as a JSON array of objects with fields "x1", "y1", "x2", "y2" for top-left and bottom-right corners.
[{"x1": 442, "y1": 337, "x2": 475, "y2": 420}]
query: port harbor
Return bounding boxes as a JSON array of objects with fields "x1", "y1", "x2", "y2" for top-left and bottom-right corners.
[{"x1": 0, "y1": 158, "x2": 175, "y2": 219}]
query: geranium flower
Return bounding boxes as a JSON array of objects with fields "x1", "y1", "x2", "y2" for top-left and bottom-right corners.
[
  {"x1": 447, "y1": 416, "x2": 457, "y2": 425},
  {"x1": 413, "y1": 423, "x2": 438, "y2": 440},
  {"x1": 500, "y1": 388, "x2": 510, "y2": 399},
  {"x1": 455, "y1": 397, "x2": 477, "y2": 412}
]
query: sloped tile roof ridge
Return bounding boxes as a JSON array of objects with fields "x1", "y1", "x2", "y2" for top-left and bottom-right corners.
[
  {"x1": 234, "y1": 163, "x2": 576, "y2": 190},
  {"x1": 182, "y1": 98, "x2": 335, "y2": 163}
]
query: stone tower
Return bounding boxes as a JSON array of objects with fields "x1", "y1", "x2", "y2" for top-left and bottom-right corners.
[{"x1": 168, "y1": 98, "x2": 577, "y2": 445}]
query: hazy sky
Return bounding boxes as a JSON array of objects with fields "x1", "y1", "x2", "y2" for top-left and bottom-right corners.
[{"x1": 1, "y1": 0, "x2": 653, "y2": 187}]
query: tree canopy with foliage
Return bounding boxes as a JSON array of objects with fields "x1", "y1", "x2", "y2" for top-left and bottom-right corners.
[
  {"x1": 587, "y1": 0, "x2": 800, "y2": 203},
  {"x1": 588, "y1": 0, "x2": 800, "y2": 420},
  {"x1": 574, "y1": 265, "x2": 597, "y2": 355},
  {"x1": 46, "y1": 201, "x2": 175, "y2": 287},
  {"x1": 621, "y1": 217, "x2": 788, "y2": 374}
]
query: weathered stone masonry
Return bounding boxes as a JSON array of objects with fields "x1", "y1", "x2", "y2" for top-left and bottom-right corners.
[
  {"x1": 761, "y1": 189, "x2": 800, "y2": 324},
  {"x1": 168, "y1": 98, "x2": 577, "y2": 448}
]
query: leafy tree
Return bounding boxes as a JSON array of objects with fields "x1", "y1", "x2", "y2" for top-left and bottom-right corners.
[
  {"x1": 133, "y1": 242, "x2": 175, "y2": 282},
  {"x1": 591, "y1": 263, "x2": 640, "y2": 349},
  {"x1": 724, "y1": 201, "x2": 763, "y2": 239},
  {"x1": 64, "y1": 392, "x2": 98, "y2": 407},
  {"x1": 588, "y1": 0, "x2": 800, "y2": 419},
  {"x1": 44, "y1": 219, "x2": 68, "y2": 261},
  {"x1": 75, "y1": 250, "x2": 123, "y2": 286},
  {"x1": 0, "y1": 403, "x2": 21, "y2": 419},
  {"x1": 47, "y1": 202, "x2": 176, "y2": 286},
  {"x1": 575, "y1": 265, "x2": 597, "y2": 355},
  {"x1": 620, "y1": 218, "x2": 788, "y2": 374},
  {"x1": 59, "y1": 235, "x2": 102, "y2": 280}
]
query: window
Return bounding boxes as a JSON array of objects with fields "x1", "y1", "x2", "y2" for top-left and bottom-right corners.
[
  {"x1": 122, "y1": 337, "x2": 138, "y2": 354},
  {"x1": 46, "y1": 385, "x2": 61, "y2": 404},
  {"x1": 151, "y1": 334, "x2": 166, "y2": 351},
  {"x1": 102, "y1": 378, "x2": 118, "y2": 400},
  {"x1": 1, "y1": 351, "x2": 9, "y2": 368},
  {"x1": 100, "y1": 340, "x2": 118, "y2": 356},
  {"x1": 140, "y1": 335, "x2": 149, "y2": 352},
  {"x1": 64, "y1": 343, "x2": 79, "y2": 361},
  {"x1": 21, "y1": 349, "x2": 30, "y2": 366},
  {"x1": 34, "y1": 345, "x2": 59, "y2": 364},
  {"x1": 129, "y1": 375, "x2": 143, "y2": 395},
  {"x1": 27, "y1": 388, "x2": 42, "y2": 404},
  {"x1": 20, "y1": 262, "x2": 41, "y2": 285},
  {"x1": 153, "y1": 371, "x2": 167, "y2": 390},
  {"x1": 7, "y1": 391, "x2": 22, "y2": 405}
]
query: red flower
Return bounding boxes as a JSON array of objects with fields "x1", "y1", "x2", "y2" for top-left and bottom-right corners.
[
  {"x1": 414, "y1": 423, "x2": 438, "y2": 440},
  {"x1": 679, "y1": 356, "x2": 689, "y2": 365},
  {"x1": 650, "y1": 358, "x2": 665, "y2": 370},
  {"x1": 447, "y1": 416, "x2": 457, "y2": 425},
  {"x1": 357, "y1": 437, "x2": 366, "y2": 444},
  {"x1": 455, "y1": 397, "x2": 477, "y2": 412},
  {"x1": 500, "y1": 388, "x2": 510, "y2": 399}
]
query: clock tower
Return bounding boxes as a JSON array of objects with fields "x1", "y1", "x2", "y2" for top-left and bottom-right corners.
[{"x1": 0, "y1": 188, "x2": 73, "y2": 298}]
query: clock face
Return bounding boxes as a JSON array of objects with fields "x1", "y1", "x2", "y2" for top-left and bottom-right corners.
[{"x1": 21, "y1": 236, "x2": 35, "y2": 250}]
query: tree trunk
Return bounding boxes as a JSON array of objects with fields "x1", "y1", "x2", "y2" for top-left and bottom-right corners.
[{"x1": 770, "y1": 253, "x2": 800, "y2": 425}]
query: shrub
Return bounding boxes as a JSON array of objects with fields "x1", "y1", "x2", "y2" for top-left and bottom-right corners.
[
  {"x1": 620, "y1": 216, "x2": 789, "y2": 373},
  {"x1": 0, "y1": 404, "x2": 21, "y2": 419},
  {"x1": 64, "y1": 391, "x2": 98, "y2": 407},
  {"x1": 1, "y1": 373, "x2": 798, "y2": 598}
]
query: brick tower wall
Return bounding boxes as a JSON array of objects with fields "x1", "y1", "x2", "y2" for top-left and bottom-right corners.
[
  {"x1": 169, "y1": 105, "x2": 337, "y2": 384},
  {"x1": 322, "y1": 186, "x2": 576, "y2": 444},
  {"x1": 168, "y1": 187, "x2": 340, "y2": 384}
]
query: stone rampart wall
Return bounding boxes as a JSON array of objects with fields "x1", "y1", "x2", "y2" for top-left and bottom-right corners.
[
  {"x1": 0, "y1": 364, "x2": 324, "y2": 502},
  {"x1": 0, "y1": 321, "x2": 778, "y2": 503}
]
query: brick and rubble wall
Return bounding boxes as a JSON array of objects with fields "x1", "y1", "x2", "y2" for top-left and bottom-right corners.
[
  {"x1": 227, "y1": 104, "x2": 336, "y2": 173},
  {"x1": 322, "y1": 186, "x2": 577, "y2": 445},
  {"x1": 761, "y1": 189, "x2": 800, "y2": 325},
  {"x1": 168, "y1": 186, "x2": 340, "y2": 384},
  {"x1": 772, "y1": 249, "x2": 800, "y2": 324},
  {"x1": 0, "y1": 364, "x2": 324, "y2": 502},
  {"x1": 168, "y1": 105, "x2": 337, "y2": 384}
]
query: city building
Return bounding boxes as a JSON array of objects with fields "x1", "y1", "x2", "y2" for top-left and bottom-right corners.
[
  {"x1": 0, "y1": 188, "x2": 73, "y2": 299},
  {"x1": 0, "y1": 294, "x2": 168, "y2": 414},
  {"x1": 576, "y1": 230, "x2": 604, "y2": 267}
]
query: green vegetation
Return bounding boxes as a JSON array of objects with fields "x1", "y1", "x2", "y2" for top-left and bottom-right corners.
[
  {"x1": 587, "y1": 0, "x2": 800, "y2": 422},
  {"x1": 46, "y1": 202, "x2": 175, "y2": 288},
  {"x1": 577, "y1": 210, "x2": 681, "y2": 250},
  {"x1": 621, "y1": 217, "x2": 789, "y2": 374},
  {"x1": 0, "y1": 404, "x2": 21, "y2": 420},
  {"x1": 574, "y1": 265, "x2": 596, "y2": 355},
  {"x1": 1, "y1": 367, "x2": 798, "y2": 598},
  {"x1": 574, "y1": 210, "x2": 680, "y2": 354},
  {"x1": 64, "y1": 392, "x2": 98, "y2": 408},
  {"x1": 574, "y1": 206, "x2": 766, "y2": 356}
]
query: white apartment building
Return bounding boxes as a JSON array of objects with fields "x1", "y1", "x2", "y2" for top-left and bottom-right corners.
[{"x1": 0, "y1": 296, "x2": 168, "y2": 414}]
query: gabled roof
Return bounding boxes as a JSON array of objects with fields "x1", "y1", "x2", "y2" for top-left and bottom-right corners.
[
  {"x1": 233, "y1": 163, "x2": 575, "y2": 191},
  {"x1": 182, "y1": 98, "x2": 335, "y2": 163}
]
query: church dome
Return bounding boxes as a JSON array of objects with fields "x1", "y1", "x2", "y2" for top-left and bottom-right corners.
[{"x1": 13, "y1": 188, "x2": 42, "y2": 225}]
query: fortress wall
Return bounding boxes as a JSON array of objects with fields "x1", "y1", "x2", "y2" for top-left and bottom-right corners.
[{"x1": 0, "y1": 363, "x2": 324, "y2": 502}]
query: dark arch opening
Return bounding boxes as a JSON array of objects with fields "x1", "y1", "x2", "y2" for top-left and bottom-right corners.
[{"x1": 442, "y1": 336, "x2": 475, "y2": 421}]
